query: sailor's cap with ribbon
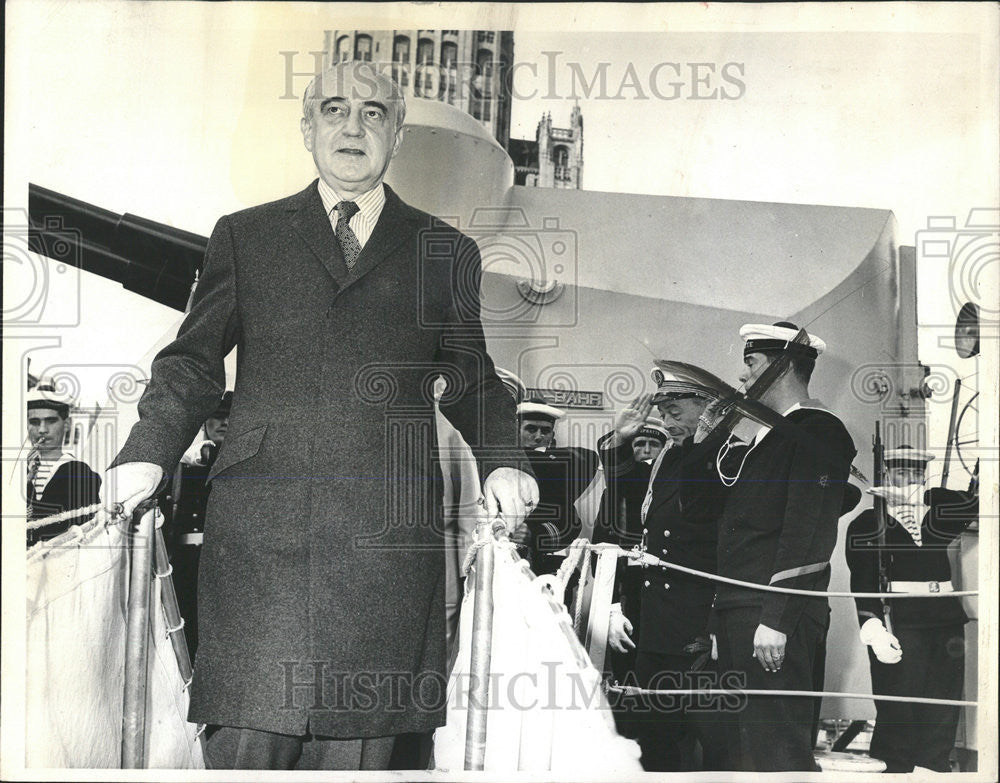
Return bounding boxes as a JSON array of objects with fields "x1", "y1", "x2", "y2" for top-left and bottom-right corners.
[
  {"x1": 884, "y1": 445, "x2": 935, "y2": 468},
  {"x1": 495, "y1": 367, "x2": 527, "y2": 404},
  {"x1": 650, "y1": 364, "x2": 710, "y2": 404},
  {"x1": 26, "y1": 387, "x2": 74, "y2": 417},
  {"x1": 740, "y1": 321, "x2": 826, "y2": 359},
  {"x1": 516, "y1": 397, "x2": 565, "y2": 422},
  {"x1": 635, "y1": 415, "x2": 670, "y2": 444}
]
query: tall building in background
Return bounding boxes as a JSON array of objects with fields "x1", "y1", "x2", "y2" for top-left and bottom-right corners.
[
  {"x1": 509, "y1": 105, "x2": 584, "y2": 189},
  {"x1": 325, "y1": 30, "x2": 514, "y2": 148}
]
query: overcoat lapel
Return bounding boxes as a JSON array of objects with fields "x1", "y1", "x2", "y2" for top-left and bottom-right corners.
[
  {"x1": 288, "y1": 182, "x2": 351, "y2": 287},
  {"x1": 340, "y1": 185, "x2": 416, "y2": 293},
  {"x1": 288, "y1": 182, "x2": 418, "y2": 292}
]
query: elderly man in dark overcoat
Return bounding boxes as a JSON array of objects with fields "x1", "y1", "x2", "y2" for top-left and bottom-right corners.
[{"x1": 103, "y1": 61, "x2": 537, "y2": 770}]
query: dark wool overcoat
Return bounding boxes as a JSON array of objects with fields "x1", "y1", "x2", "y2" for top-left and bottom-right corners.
[{"x1": 113, "y1": 182, "x2": 523, "y2": 737}]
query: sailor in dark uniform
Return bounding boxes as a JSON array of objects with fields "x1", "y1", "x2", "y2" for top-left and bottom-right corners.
[
  {"x1": 26, "y1": 389, "x2": 102, "y2": 546},
  {"x1": 845, "y1": 446, "x2": 978, "y2": 773},
  {"x1": 511, "y1": 398, "x2": 599, "y2": 576},
  {"x1": 158, "y1": 391, "x2": 232, "y2": 655},
  {"x1": 711, "y1": 322, "x2": 856, "y2": 772},
  {"x1": 595, "y1": 407, "x2": 669, "y2": 739}
]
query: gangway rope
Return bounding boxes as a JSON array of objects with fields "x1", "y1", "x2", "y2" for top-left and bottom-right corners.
[
  {"x1": 460, "y1": 534, "x2": 981, "y2": 714},
  {"x1": 606, "y1": 544, "x2": 979, "y2": 599},
  {"x1": 26, "y1": 502, "x2": 106, "y2": 531},
  {"x1": 607, "y1": 684, "x2": 977, "y2": 708}
]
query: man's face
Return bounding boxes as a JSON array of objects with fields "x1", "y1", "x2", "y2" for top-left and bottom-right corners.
[
  {"x1": 738, "y1": 351, "x2": 773, "y2": 389},
  {"x1": 631, "y1": 436, "x2": 664, "y2": 463},
  {"x1": 519, "y1": 418, "x2": 555, "y2": 450},
  {"x1": 28, "y1": 407, "x2": 67, "y2": 456},
  {"x1": 888, "y1": 466, "x2": 925, "y2": 488},
  {"x1": 656, "y1": 398, "x2": 706, "y2": 441},
  {"x1": 301, "y1": 65, "x2": 403, "y2": 197},
  {"x1": 204, "y1": 415, "x2": 229, "y2": 446}
]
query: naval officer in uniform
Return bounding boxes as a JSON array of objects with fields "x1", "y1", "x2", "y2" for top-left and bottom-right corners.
[
  {"x1": 596, "y1": 407, "x2": 669, "y2": 739},
  {"x1": 603, "y1": 372, "x2": 736, "y2": 771}
]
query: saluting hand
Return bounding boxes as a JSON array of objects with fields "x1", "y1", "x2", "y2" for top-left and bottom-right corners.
[
  {"x1": 482, "y1": 467, "x2": 539, "y2": 533},
  {"x1": 613, "y1": 394, "x2": 655, "y2": 442},
  {"x1": 753, "y1": 623, "x2": 787, "y2": 673}
]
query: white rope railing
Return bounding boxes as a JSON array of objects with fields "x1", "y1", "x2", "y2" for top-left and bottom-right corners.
[
  {"x1": 26, "y1": 502, "x2": 107, "y2": 531},
  {"x1": 464, "y1": 533, "x2": 984, "y2": 721},
  {"x1": 612, "y1": 544, "x2": 979, "y2": 599},
  {"x1": 607, "y1": 684, "x2": 977, "y2": 708}
]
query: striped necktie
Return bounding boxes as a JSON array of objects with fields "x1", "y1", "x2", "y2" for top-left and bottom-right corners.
[{"x1": 334, "y1": 200, "x2": 361, "y2": 270}]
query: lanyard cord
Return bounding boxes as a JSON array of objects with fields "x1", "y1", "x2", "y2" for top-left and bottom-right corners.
[{"x1": 716, "y1": 432, "x2": 759, "y2": 487}]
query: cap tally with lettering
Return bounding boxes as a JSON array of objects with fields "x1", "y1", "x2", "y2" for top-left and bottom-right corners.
[
  {"x1": 636, "y1": 415, "x2": 670, "y2": 444},
  {"x1": 740, "y1": 321, "x2": 826, "y2": 359}
]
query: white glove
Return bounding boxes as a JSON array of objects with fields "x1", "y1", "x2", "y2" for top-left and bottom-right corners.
[
  {"x1": 101, "y1": 462, "x2": 164, "y2": 519},
  {"x1": 860, "y1": 617, "x2": 902, "y2": 664},
  {"x1": 608, "y1": 603, "x2": 635, "y2": 653}
]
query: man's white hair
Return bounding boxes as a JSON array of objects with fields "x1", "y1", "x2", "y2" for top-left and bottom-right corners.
[{"x1": 302, "y1": 61, "x2": 407, "y2": 132}]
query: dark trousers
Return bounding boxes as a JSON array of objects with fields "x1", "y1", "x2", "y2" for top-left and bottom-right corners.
[
  {"x1": 715, "y1": 607, "x2": 826, "y2": 772},
  {"x1": 869, "y1": 624, "x2": 966, "y2": 773},
  {"x1": 634, "y1": 651, "x2": 731, "y2": 771},
  {"x1": 206, "y1": 726, "x2": 396, "y2": 770}
]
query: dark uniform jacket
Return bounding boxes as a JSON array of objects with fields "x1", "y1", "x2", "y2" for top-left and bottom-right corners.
[
  {"x1": 112, "y1": 182, "x2": 524, "y2": 737},
  {"x1": 603, "y1": 432, "x2": 733, "y2": 655},
  {"x1": 846, "y1": 487, "x2": 977, "y2": 630},
  {"x1": 715, "y1": 406, "x2": 856, "y2": 636},
  {"x1": 594, "y1": 433, "x2": 652, "y2": 626},
  {"x1": 27, "y1": 459, "x2": 102, "y2": 545},
  {"x1": 523, "y1": 445, "x2": 600, "y2": 574}
]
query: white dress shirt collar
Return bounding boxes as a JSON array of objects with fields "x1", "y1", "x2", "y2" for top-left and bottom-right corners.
[{"x1": 316, "y1": 179, "x2": 386, "y2": 249}]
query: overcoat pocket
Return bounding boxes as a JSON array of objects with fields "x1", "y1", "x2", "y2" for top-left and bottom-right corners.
[{"x1": 206, "y1": 424, "x2": 267, "y2": 483}]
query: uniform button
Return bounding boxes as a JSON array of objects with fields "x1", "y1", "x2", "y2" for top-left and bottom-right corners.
[
  {"x1": 642, "y1": 528, "x2": 648, "y2": 535},
  {"x1": 664, "y1": 583, "x2": 671, "y2": 590},
  {"x1": 644, "y1": 580, "x2": 650, "y2": 587},
  {"x1": 664, "y1": 530, "x2": 671, "y2": 537},
  {"x1": 662, "y1": 548, "x2": 668, "y2": 555}
]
